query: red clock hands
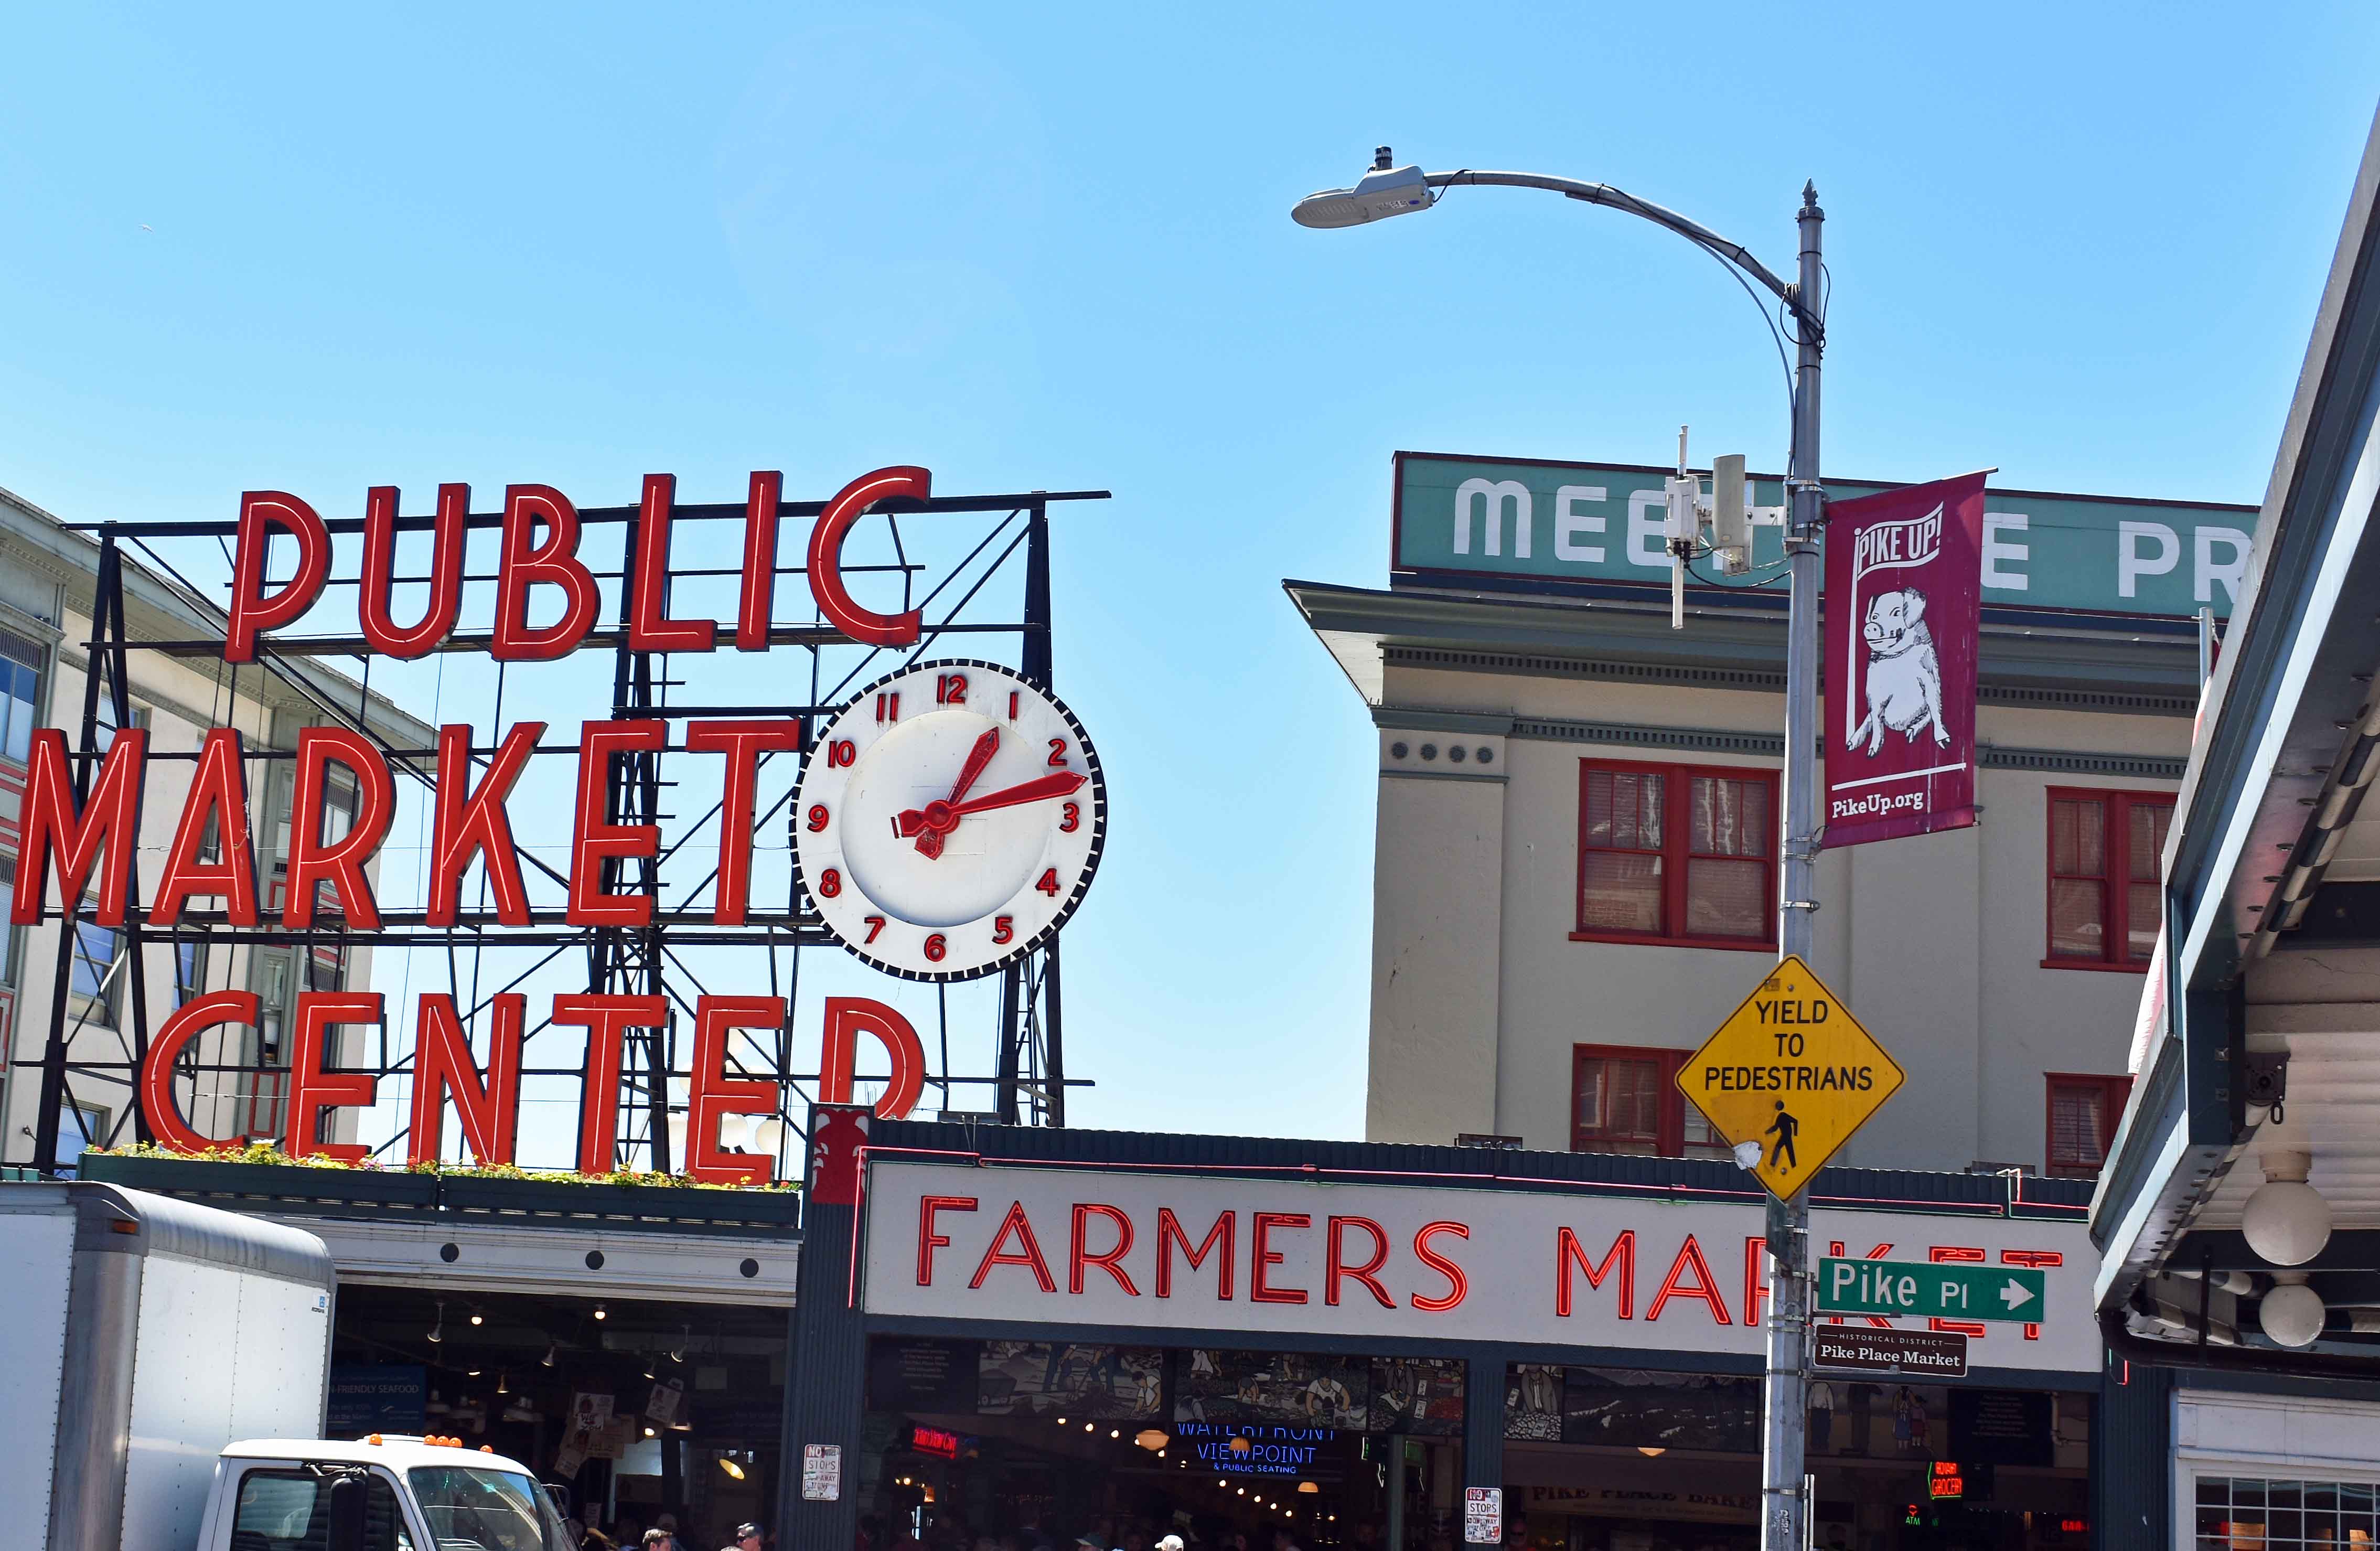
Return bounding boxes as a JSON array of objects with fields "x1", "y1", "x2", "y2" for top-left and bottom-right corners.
[
  {"x1": 896, "y1": 769, "x2": 1087, "y2": 852},
  {"x1": 911, "y1": 728, "x2": 1001, "y2": 859}
]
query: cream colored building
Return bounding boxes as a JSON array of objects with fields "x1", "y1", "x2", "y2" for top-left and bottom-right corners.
[
  {"x1": 0, "y1": 484, "x2": 432, "y2": 1168},
  {"x1": 1290, "y1": 452, "x2": 2249, "y2": 1179}
]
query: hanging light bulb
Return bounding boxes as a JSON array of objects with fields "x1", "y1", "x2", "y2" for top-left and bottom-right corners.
[
  {"x1": 671, "y1": 1326, "x2": 689, "y2": 1363},
  {"x1": 469, "y1": 1308, "x2": 485, "y2": 1327},
  {"x1": 497, "y1": 1372, "x2": 509, "y2": 1395},
  {"x1": 593, "y1": 1304, "x2": 607, "y2": 1321},
  {"x1": 426, "y1": 1300, "x2": 446, "y2": 1344},
  {"x1": 720, "y1": 1459, "x2": 747, "y2": 1481},
  {"x1": 542, "y1": 1342, "x2": 559, "y2": 1368}
]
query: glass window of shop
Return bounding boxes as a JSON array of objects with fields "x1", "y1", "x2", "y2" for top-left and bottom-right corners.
[
  {"x1": 1503, "y1": 1366, "x2": 2092, "y2": 1551},
  {"x1": 864, "y1": 1339, "x2": 1467, "y2": 1551},
  {"x1": 2194, "y1": 1477, "x2": 2380, "y2": 1548}
]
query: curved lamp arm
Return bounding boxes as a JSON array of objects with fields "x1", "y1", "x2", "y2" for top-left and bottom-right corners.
[{"x1": 1423, "y1": 169, "x2": 1817, "y2": 336}]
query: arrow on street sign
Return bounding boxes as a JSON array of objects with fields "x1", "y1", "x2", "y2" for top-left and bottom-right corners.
[{"x1": 1816, "y1": 1257, "x2": 2050, "y2": 1324}]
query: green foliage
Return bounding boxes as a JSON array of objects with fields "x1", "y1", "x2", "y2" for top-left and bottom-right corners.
[{"x1": 90, "y1": 1140, "x2": 798, "y2": 1192}]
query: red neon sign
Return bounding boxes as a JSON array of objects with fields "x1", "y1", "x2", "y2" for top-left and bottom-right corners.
[
  {"x1": 221, "y1": 466, "x2": 929, "y2": 665},
  {"x1": 910, "y1": 1426, "x2": 961, "y2": 1459}
]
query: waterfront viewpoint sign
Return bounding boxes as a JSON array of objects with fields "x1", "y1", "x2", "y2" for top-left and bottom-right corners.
[{"x1": 1391, "y1": 452, "x2": 2257, "y2": 618}]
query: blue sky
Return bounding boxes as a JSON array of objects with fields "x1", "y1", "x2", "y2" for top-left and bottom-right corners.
[{"x1": 5, "y1": 5, "x2": 2377, "y2": 1147}]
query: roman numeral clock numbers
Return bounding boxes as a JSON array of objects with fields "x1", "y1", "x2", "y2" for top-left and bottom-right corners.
[{"x1": 792, "y1": 660, "x2": 1107, "y2": 982}]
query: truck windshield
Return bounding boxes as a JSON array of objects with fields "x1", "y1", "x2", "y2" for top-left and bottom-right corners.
[{"x1": 404, "y1": 1467, "x2": 572, "y2": 1551}]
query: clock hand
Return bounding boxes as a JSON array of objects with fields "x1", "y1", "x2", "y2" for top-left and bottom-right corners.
[
  {"x1": 915, "y1": 728, "x2": 1002, "y2": 859},
  {"x1": 895, "y1": 771, "x2": 1087, "y2": 840}
]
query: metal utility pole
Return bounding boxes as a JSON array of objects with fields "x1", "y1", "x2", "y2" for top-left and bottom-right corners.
[
  {"x1": 1766, "y1": 181, "x2": 1826, "y2": 1551},
  {"x1": 1293, "y1": 155, "x2": 1831, "y2": 1551}
]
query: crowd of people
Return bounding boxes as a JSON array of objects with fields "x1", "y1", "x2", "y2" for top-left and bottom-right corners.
[
  {"x1": 857, "y1": 1515, "x2": 1315, "y2": 1551},
  {"x1": 564, "y1": 1511, "x2": 770, "y2": 1551}
]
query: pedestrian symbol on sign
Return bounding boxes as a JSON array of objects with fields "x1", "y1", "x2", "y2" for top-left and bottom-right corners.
[
  {"x1": 1675, "y1": 955, "x2": 1905, "y2": 1200},
  {"x1": 1765, "y1": 1100, "x2": 1800, "y2": 1171}
]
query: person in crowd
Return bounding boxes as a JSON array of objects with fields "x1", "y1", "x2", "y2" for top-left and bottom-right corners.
[
  {"x1": 1157, "y1": 1536, "x2": 1185, "y2": 1551},
  {"x1": 645, "y1": 1531, "x2": 675, "y2": 1551},
  {"x1": 722, "y1": 1524, "x2": 763, "y2": 1551}
]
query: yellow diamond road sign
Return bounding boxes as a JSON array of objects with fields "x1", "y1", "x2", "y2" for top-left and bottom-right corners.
[{"x1": 1676, "y1": 954, "x2": 1905, "y2": 1200}]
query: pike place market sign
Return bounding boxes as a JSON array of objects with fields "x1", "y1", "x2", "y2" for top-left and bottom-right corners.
[{"x1": 1391, "y1": 452, "x2": 2257, "y2": 618}]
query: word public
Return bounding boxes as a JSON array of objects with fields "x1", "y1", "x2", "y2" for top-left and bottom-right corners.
[{"x1": 226, "y1": 464, "x2": 936, "y2": 660}]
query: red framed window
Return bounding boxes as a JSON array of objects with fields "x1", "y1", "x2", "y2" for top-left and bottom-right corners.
[
  {"x1": 1572, "y1": 1044, "x2": 1730, "y2": 1159},
  {"x1": 2045, "y1": 788, "x2": 2174, "y2": 969},
  {"x1": 2045, "y1": 1073, "x2": 2133, "y2": 1177},
  {"x1": 1574, "y1": 759, "x2": 1776, "y2": 950}
]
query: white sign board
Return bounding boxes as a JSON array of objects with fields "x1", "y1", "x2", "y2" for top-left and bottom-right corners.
[
  {"x1": 801, "y1": 1443, "x2": 842, "y2": 1502},
  {"x1": 862, "y1": 1161, "x2": 2099, "y2": 1373},
  {"x1": 1464, "y1": 1488, "x2": 1503, "y2": 1544}
]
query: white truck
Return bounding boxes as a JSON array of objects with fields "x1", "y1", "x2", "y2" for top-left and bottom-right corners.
[{"x1": 6, "y1": 1180, "x2": 572, "y2": 1551}]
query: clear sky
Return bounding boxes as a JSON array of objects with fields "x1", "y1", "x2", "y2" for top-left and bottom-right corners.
[{"x1": 4, "y1": 4, "x2": 2377, "y2": 1147}]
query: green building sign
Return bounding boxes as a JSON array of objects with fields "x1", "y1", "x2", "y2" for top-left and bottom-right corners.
[{"x1": 1392, "y1": 452, "x2": 2257, "y2": 619}]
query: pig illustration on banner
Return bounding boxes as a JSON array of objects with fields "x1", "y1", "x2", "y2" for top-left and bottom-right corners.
[{"x1": 1823, "y1": 472, "x2": 1990, "y2": 849}]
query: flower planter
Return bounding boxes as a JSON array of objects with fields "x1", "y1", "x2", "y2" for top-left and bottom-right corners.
[
  {"x1": 79, "y1": 1153, "x2": 440, "y2": 1211},
  {"x1": 437, "y1": 1174, "x2": 800, "y2": 1231}
]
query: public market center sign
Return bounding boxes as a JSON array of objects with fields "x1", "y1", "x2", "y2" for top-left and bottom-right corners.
[{"x1": 1391, "y1": 452, "x2": 2256, "y2": 617}]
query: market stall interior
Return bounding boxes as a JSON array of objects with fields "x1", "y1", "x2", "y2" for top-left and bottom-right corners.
[
  {"x1": 866, "y1": 1340, "x2": 1468, "y2": 1551},
  {"x1": 331, "y1": 1285, "x2": 786, "y2": 1545}
]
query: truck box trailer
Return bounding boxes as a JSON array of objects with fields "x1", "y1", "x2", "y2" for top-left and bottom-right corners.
[{"x1": 2, "y1": 1180, "x2": 337, "y2": 1551}]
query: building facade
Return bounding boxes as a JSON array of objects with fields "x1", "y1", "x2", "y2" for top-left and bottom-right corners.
[
  {"x1": 1288, "y1": 454, "x2": 2251, "y2": 1182},
  {"x1": 0, "y1": 484, "x2": 432, "y2": 1168}
]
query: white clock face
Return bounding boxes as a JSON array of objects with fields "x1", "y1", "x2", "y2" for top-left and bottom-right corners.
[{"x1": 794, "y1": 660, "x2": 1107, "y2": 981}]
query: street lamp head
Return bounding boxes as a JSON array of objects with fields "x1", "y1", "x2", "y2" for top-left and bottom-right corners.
[{"x1": 1290, "y1": 147, "x2": 1435, "y2": 229}]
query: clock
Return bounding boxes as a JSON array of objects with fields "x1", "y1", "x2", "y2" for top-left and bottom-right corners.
[{"x1": 792, "y1": 659, "x2": 1107, "y2": 981}]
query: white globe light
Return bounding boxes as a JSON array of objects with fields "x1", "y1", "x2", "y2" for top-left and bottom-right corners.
[
  {"x1": 752, "y1": 1118, "x2": 788, "y2": 1156},
  {"x1": 2243, "y1": 1180, "x2": 2333, "y2": 1266},
  {"x1": 665, "y1": 1113, "x2": 689, "y2": 1169},
  {"x1": 2259, "y1": 1282, "x2": 2328, "y2": 1347},
  {"x1": 714, "y1": 1114, "x2": 749, "y2": 1152}
]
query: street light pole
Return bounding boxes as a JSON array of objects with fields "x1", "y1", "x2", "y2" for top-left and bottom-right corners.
[
  {"x1": 1769, "y1": 180, "x2": 1825, "y2": 1551},
  {"x1": 1293, "y1": 154, "x2": 1828, "y2": 1551}
]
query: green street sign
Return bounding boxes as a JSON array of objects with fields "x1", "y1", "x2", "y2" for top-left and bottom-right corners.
[
  {"x1": 1391, "y1": 452, "x2": 2256, "y2": 619},
  {"x1": 1816, "y1": 1258, "x2": 2049, "y2": 1324}
]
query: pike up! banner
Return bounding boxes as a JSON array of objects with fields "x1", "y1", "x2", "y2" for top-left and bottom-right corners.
[{"x1": 1823, "y1": 470, "x2": 1990, "y2": 849}]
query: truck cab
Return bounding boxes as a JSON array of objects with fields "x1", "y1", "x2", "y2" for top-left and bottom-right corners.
[{"x1": 197, "y1": 1437, "x2": 573, "y2": 1551}]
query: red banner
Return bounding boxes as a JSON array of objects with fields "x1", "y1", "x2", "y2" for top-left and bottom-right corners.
[{"x1": 1823, "y1": 472, "x2": 1989, "y2": 849}]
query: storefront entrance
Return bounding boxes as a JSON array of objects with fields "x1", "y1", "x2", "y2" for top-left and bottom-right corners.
[
  {"x1": 330, "y1": 1285, "x2": 788, "y2": 1547},
  {"x1": 1503, "y1": 1367, "x2": 2091, "y2": 1551},
  {"x1": 864, "y1": 1339, "x2": 1468, "y2": 1551}
]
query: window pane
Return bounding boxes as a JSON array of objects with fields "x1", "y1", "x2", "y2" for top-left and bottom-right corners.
[
  {"x1": 2050, "y1": 879, "x2": 2107, "y2": 959},
  {"x1": 2050, "y1": 1084, "x2": 2108, "y2": 1170},
  {"x1": 2131, "y1": 801, "x2": 2173, "y2": 882},
  {"x1": 1581, "y1": 852, "x2": 1663, "y2": 934},
  {"x1": 71, "y1": 922, "x2": 120, "y2": 1003},
  {"x1": 2052, "y1": 798, "x2": 2106, "y2": 876},
  {"x1": 1739, "y1": 780, "x2": 1772, "y2": 858},
  {"x1": 1586, "y1": 769, "x2": 1664, "y2": 852},
  {"x1": 1577, "y1": 1056, "x2": 1662, "y2": 1153},
  {"x1": 2128, "y1": 883, "x2": 2162, "y2": 960},
  {"x1": 1681, "y1": 1106, "x2": 1730, "y2": 1159},
  {"x1": 1686, "y1": 858, "x2": 1767, "y2": 939},
  {"x1": 1692, "y1": 776, "x2": 1768, "y2": 857}
]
